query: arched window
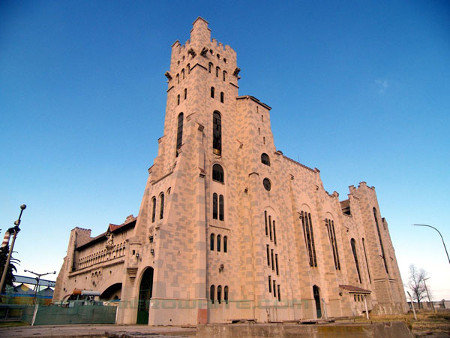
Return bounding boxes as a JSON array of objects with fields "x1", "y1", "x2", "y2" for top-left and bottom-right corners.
[
  {"x1": 219, "y1": 195, "x2": 224, "y2": 221},
  {"x1": 216, "y1": 66, "x2": 220, "y2": 77},
  {"x1": 213, "y1": 111, "x2": 222, "y2": 155},
  {"x1": 159, "y1": 193, "x2": 164, "y2": 220},
  {"x1": 212, "y1": 164, "x2": 224, "y2": 183},
  {"x1": 261, "y1": 153, "x2": 270, "y2": 166},
  {"x1": 187, "y1": 63, "x2": 190, "y2": 74},
  {"x1": 176, "y1": 73, "x2": 179, "y2": 84},
  {"x1": 151, "y1": 197, "x2": 156, "y2": 223},
  {"x1": 176, "y1": 113, "x2": 183, "y2": 154},
  {"x1": 211, "y1": 87, "x2": 215, "y2": 98},
  {"x1": 177, "y1": 94, "x2": 180, "y2": 105},
  {"x1": 217, "y1": 235, "x2": 221, "y2": 252},
  {"x1": 181, "y1": 68, "x2": 185, "y2": 79},
  {"x1": 217, "y1": 285, "x2": 222, "y2": 304},
  {"x1": 301, "y1": 211, "x2": 317, "y2": 267},
  {"x1": 325, "y1": 218, "x2": 340, "y2": 270},
  {"x1": 210, "y1": 233, "x2": 215, "y2": 251},
  {"x1": 351, "y1": 238, "x2": 362, "y2": 283},
  {"x1": 224, "y1": 286, "x2": 228, "y2": 304},
  {"x1": 184, "y1": 88, "x2": 187, "y2": 100},
  {"x1": 220, "y1": 92, "x2": 224, "y2": 103},
  {"x1": 223, "y1": 71, "x2": 227, "y2": 81},
  {"x1": 213, "y1": 193, "x2": 218, "y2": 219},
  {"x1": 313, "y1": 285, "x2": 322, "y2": 318},
  {"x1": 210, "y1": 285, "x2": 215, "y2": 304},
  {"x1": 209, "y1": 62, "x2": 213, "y2": 73},
  {"x1": 223, "y1": 236, "x2": 227, "y2": 253},
  {"x1": 373, "y1": 208, "x2": 388, "y2": 274}
]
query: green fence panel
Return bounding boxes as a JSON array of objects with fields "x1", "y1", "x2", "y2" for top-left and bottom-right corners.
[{"x1": 21, "y1": 305, "x2": 117, "y2": 325}]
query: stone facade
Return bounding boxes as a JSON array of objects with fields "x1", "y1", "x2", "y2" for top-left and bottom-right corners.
[{"x1": 53, "y1": 17, "x2": 408, "y2": 325}]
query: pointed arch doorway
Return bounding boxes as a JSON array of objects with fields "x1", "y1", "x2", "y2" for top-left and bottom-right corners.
[
  {"x1": 313, "y1": 285, "x2": 322, "y2": 319},
  {"x1": 137, "y1": 267, "x2": 154, "y2": 324}
]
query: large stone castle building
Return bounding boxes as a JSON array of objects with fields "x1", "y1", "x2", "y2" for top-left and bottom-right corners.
[{"x1": 54, "y1": 18, "x2": 407, "y2": 325}]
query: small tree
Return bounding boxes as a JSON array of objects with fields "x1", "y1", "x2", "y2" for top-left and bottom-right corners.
[{"x1": 407, "y1": 264, "x2": 428, "y2": 309}]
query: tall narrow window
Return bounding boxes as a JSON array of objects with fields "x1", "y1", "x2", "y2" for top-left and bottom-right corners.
[
  {"x1": 217, "y1": 285, "x2": 222, "y2": 304},
  {"x1": 275, "y1": 254, "x2": 279, "y2": 275},
  {"x1": 261, "y1": 153, "x2": 270, "y2": 166},
  {"x1": 374, "y1": 208, "x2": 389, "y2": 274},
  {"x1": 277, "y1": 285, "x2": 281, "y2": 301},
  {"x1": 266, "y1": 245, "x2": 270, "y2": 266},
  {"x1": 213, "y1": 111, "x2": 222, "y2": 155},
  {"x1": 224, "y1": 286, "x2": 228, "y2": 304},
  {"x1": 216, "y1": 66, "x2": 220, "y2": 77},
  {"x1": 301, "y1": 211, "x2": 317, "y2": 267},
  {"x1": 212, "y1": 164, "x2": 224, "y2": 183},
  {"x1": 273, "y1": 220, "x2": 277, "y2": 245},
  {"x1": 219, "y1": 195, "x2": 224, "y2": 221},
  {"x1": 176, "y1": 113, "x2": 184, "y2": 154},
  {"x1": 176, "y1": 74, "x2": 179, "y2": 84},
  {"x1": 223, "y1": 236, "x2": 227, "y2": 253},
  {"x1": 211, "y1": 86, "x2": 215, "y2": 98},
  {"x1": 362, "y1": 238, "x2": 371, "y2": 283},
  {"x1": 159, "y1": 193, "x2": 164, "y2": 220},
  {"x1": 269, "y1": 215, "x2": 272, "y2": 241},
  {"x1": 268, "y1": 276, "x2": 272, "y2": 292},
  {"x1": 213, "y1": 193, "x2": 218, "y2": 219},
  {"x1": 326, "y1": 219, "x2": 340, "y2": 270},
  {"x1": 209, "y1": 62, "x2": 212, "y2": 73},
  {"x1": 351, "y1": 238, "x2": 362, "y2": 283},
  {"x1": 151, "y1": 197, "x2": 156, "y2": 223},
  {"x1": 271, "y1": 249, "x2": 274, "y2": 271},
  {"x1": 210, "y1": 233, "x2": 215, "y2": 251},
  {"x1": 223, "y1": 71, "x2": 227, "y2": 81},
  {"x1": 177, "y1": 94, "x2": 180, "y2": 105},
  {"x1": 181, "y1": 68, "x2": 185, "y2": 79},
  {"x1": 184, "y1": 88, "x2": 187, "y2": 100},
  {"x1": 220, "y1": 92, "x2": 224, "y2": 103},
  {"x1": 217, "y1": 235, "x2": 221, "y2": 252},
  {"x1": 187, "y1": 63, "x2": 190, "y2": 74},
  {"x1": 264, "y1": 211, "x2": 268, "y2": 236},
  {"x1": 273, "y1": 280, "x2": 277, "y2": 298},
  {"x1": 210, "y1": 285, "x2": 215, "y2": 304}
]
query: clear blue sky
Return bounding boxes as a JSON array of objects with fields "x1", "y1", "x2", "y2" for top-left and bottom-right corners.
[{"x1": 1, "y1": 1, "x2": 449, "y2": 299}]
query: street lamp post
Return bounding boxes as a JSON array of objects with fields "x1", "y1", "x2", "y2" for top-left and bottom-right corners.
[
  {"x1": 0, "y1": 204, "x2": 26, "y2": 296},
  {"x1": 413, "y1": 224, "x2": 450, "y2": 264}
]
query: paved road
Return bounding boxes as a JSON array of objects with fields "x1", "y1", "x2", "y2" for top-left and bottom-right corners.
[{"x1": 0, "y1": 324, "x2": 196, "y2": 337}]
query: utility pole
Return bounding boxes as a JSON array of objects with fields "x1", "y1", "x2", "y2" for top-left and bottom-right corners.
[
  {"x1": 0, "y1": 204, "x2": 26, "y2": 295},
  {"x1": 423, "y1": 277, "x2": 436, "y2": 313}
]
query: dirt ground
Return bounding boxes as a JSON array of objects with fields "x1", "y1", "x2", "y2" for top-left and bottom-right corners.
[{"x1": 353, "y1": 310, "x2": 450, "y2": 337}]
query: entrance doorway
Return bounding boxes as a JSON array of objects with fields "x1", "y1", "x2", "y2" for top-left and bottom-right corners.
[
  {"x1": 313, "y1": 285, "x2": 322, "y2": 318},
  {"x1": 137, "y1": 267, "x2": 154, "y2": 324}
]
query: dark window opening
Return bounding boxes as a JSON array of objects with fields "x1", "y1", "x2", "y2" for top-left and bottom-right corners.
[
  {"x1": 263, "y1": 178, "x2": 271, "y2": 191},
  {"x1": 151, "y1": 197, "x2": 156, "y2": 223},
  {"x1": 271, "y1": 249, "x2": 274, "y2": 271},
  {"x1": 159, "y1": 193, "x2": 164, "y2": 220},
  {"x1": 213, "y1": 193, "x2": 218, "y2": 219},
  {"x1": 273, "y1": 280, "x2": 276, "y2": 298},
  {"x1": 216, "y1": 66, "x2": 220, "y2": 77},
  {"x1": 213, "y1": 111, "x2": 222, "y2": 155},
  {"x1": 264, "y1": 211, "x2": 268, "y2": 236},
  {"x1": 223, "y1": 71, "x2": 227, "y2": 81},
  {"x1": 184, "y1": 88, "x2": 187, "y2": 100},
  {"x1": 266, "y1": 245, "x2": 270, "y2": 266},
  {"x1": 277, "y1": 285, "x2": 281, "y2": 301},
  {"x1": 177, "y1": 94, "x2": 180, "y2": 105},
  {"x1": 217, "y1": 285, "x2": 222, "y2": 304},
  {"x1": 275, "y1": 254, "x2": 279, "y2": 275},
  {"x1": 220, "y1": 92, "x2": 224, "y2": 103},
  {"x1": 268, "y1": 276, "x2": 272, "y2": 292},
  {"x1": 273, "y1": 221, "x2": 277, "y2": 245},
  {"x1": 211, "y1": 87, "x2": 215, "y2": 98},
  {"x1": 181, "y1": 69, "x2": 185, "y2": 79},
  {"x1": 261, "y1": 153, "x2": 270, "y2": 166},
  {"x1": 219, "y1": 194, "x2": 224, "y2": 221},
  {"x1": 212, "y1": 164, "x2": 224, "y2": 183},
  {"x1": 217, "y1": 235, "x2": 221, "y2": 252},
  {"x1": 210, "y1": 233, "x2": 215, "y2": 251},
  {"x1": 209, "y1": 63, "x2": 212, "y2": 73},
  {"x1": 269, "y1": 215, "x2": 272, "y2": 241},
  {"x1": 176, "y1": 113, "x2": 184, "y2": 155},
  {"x1": 224, "y1": 236, "x2": 227, "y2": 253},
  {"x1": 210, "y1": 285, "x2": 215, "y2": 304},
  {"x1": 224, "y1": 286, "x2": 228, "y2": 304},
  {"x1": 301, "y1": 211, "x2": 317, "y2": 267},
  {"x1": 326, "y1": 219, "x2": 340, "y2": 270}
]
